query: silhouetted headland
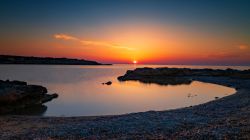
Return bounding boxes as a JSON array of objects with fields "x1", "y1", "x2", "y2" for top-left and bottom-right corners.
[{"x1": 0, "y1": 55, "x2": 110, "y2": 65}]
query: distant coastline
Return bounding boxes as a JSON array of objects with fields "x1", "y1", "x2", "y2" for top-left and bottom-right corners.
[{"x1": 0, "y1": 55, "x2": 111, "y2": 65}]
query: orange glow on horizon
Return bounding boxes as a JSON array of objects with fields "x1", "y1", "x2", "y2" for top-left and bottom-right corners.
[{"x1": 0, "y1": 21, "x2": 249, "y2": 65}]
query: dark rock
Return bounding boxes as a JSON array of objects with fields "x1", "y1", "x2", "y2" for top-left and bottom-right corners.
[
  {"x1": 102, "y1": 81, "x2": 112, "y2": 85},
  {"x1": 8, "y1": 105, "x2": 48, "y2": 115},
  {"x1": 0, "y1": 80, "x2": 58, "y2": 114},
  {"x1": 118, "y1": 67, "x2": 250, "y2": 85},
  {"x1": 41, "y1": 93, "x2": 58, "y2": 103}
]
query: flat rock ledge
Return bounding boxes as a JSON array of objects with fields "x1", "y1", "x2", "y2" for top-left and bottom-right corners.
[
  {"x1": 118, "y1": 67, "x2": 250, "y2": 86},
  {"x1": 0, "y1": 80, "x2": 58, "y2": 114},
  {"x1": 0, "y1": 68, "x2": 250, "y2": 139}
]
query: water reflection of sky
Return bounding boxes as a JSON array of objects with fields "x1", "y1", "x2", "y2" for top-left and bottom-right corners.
[{"x1": 0, "y1": 64, "x2": 242, "y2": 116}]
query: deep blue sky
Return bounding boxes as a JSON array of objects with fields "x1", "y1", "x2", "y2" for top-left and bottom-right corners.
[
  {"x1": 0, "y1": 0, "x2": 250, "y2": 65},
  {"x1": 1, "y1": 0, "x2": 249, "y2": 34}
]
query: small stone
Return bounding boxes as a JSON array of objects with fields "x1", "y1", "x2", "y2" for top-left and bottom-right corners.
[{"x1": 102, "y1": 81, "x2": 112, "y2": 85}]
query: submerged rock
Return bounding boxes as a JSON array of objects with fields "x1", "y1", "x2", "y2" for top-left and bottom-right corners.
[
  {"x1": 0, "y1": 80, "x2": 58, "y2": 114},
  {"x1": 215, "y1": 97, "x2": 219, "y2": 99},
  {"x1": 102, "y1": 81, "x2": 112, "y2": 85}
]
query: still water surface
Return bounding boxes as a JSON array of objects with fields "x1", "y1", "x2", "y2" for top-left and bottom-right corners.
[{"x1": 0, "y1": 64, "x2": 247, "y2": 116}]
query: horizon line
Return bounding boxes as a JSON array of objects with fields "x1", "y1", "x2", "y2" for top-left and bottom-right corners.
[{"x1": 1, "y1": 54, "x2": 249, "y2": 66}]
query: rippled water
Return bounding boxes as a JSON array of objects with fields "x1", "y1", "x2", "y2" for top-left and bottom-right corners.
[{"x1": 0, "y1": 64, "x2": 246, "y2": 116}]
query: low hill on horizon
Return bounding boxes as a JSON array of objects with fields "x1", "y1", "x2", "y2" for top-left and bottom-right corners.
[{"x1": 0, "y1": 55, "x2": 108, "y2": 65}]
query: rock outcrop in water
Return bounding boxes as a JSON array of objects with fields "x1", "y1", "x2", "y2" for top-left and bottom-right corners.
[
  {"x1": 0, "y1": 80, "x2": 58, "y2": 114},
  {"x1": 0, "y1": 55, "x2": 109, "y2": 65},
  {"x1": 118, "y1": 67, "x2": 250, "y2": 85}
]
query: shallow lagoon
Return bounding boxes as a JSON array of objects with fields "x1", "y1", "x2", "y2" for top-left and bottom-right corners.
[{"x1": 0, "y1": 64, "x2": 247, "y2": 116}]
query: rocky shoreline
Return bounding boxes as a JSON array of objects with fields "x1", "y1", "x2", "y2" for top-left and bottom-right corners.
[
  {"x1": 118, "y1": 67, "x2": 250, "y2": 85},
  {"x1": 0, "y1": 68, "x2": 250, "y2": 139},
  {"x1": 0, "y1": 80, "x2": 58, "y2": 114}
]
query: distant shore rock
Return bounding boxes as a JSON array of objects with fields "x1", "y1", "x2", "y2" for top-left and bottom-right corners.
[
  {"x1": 0, "y1": 80, "x2": 58, "y2": 114},
  {"x1": 0, "y1": 55, "x2": 111, "y2": 65},
  {"x1": 118, "y1": 67, "x2": 250, "y2": 85}
]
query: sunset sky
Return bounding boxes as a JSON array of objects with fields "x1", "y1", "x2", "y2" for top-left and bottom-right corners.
[{"x1": 0, "y1": 0, "x2": 249, "y2": 65}]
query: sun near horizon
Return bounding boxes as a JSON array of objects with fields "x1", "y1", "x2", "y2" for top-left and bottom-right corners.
[
  {"x1": 133, "y1": 60, "x2": 137, "y2": 64},
  {"x1": 0, "y1": 0, "x2": 249, "y2": 65}
]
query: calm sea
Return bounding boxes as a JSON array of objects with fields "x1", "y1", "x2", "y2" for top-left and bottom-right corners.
[{"x1": 0, "y1": 64, "x2": 249, "y2": 116}]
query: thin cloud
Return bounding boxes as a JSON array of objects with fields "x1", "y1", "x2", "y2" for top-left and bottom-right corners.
[
  {"x1": 206, "y1": 52, "x2": 240, "y2": 59},
  {"x1": 239, "y1": 45, "x2": 248, "y2": 50},
  {"x1": 54, "y1": 33, "x2": 135, "y2": 51},
  {"x1": 54, "y1": 34, "x2": 79, "y2": 41},
  {"x1": 114, "y1": 46, "x2": 136, "y2": 51},
  {"x1": 80, "y1": 40, "x2": 113, "y2": 47}
]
